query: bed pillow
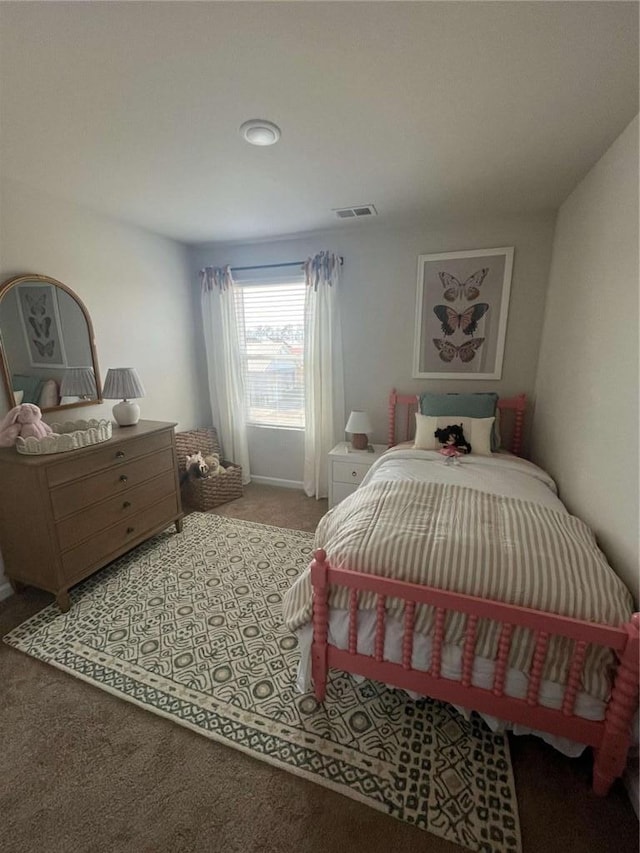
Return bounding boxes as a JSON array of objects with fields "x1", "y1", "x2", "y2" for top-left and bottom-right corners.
[
  {"x1": 38, "y1": 378, "x2": 60, "y2": 409},
  {"x1": 419, "y1": 392, "x2": 500, "y2": 451},
  {"x1": 414, "y1": 413, "x2": 495, "y2": 456},
  {"x1": 493, "y1": 406, "x2": 502, "y2": 450},
  {"x1": 12, "y1": 374, "x2": 43, "y2": 406}
]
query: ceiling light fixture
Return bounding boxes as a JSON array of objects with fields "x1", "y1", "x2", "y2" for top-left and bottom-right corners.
[{"x1": 240, "y1": 119, "x2": 281, "y2": 146}]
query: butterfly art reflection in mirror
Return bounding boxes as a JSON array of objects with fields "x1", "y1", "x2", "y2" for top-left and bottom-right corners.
[{"x1": 17, "y1": 283, "x2": 67, "y2": 369}]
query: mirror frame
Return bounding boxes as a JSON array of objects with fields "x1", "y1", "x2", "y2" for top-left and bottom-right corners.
[{"x1": 0, "y1": 273, "x2": 103, "y2": 413}]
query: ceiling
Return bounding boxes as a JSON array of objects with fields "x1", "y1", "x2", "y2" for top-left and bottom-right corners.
[{"x1": 1, "y1": 2, "x2": 638, "y2": 245}]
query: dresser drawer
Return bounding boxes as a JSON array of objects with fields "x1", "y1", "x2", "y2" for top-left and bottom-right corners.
[
  {"x1": 332, "y1": 460, "x2": 370, "y2": 486},
  {"x1": 55, "y1": 470, "x2": 177, "y2": 551},
  {"x1": 61, "y1": 493, "x2": 178, "y2": 583},
  {"x1": 47, "y1": 429, "x2": 172, "y2": 487},
  {"x1": 51, "y1": 448, "x2": 174, "y2": 520}
]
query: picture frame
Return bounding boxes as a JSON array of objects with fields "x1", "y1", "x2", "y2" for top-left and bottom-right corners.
[
  {"x1": 16, "y1": 282, "x2": 68, "y2": 368},
  {"x1": 412, "y1": 247, "x2": 514, "y2": 380}
]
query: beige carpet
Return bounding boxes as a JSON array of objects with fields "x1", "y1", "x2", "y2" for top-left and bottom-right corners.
[
  {"x1": 0, "y1": 484, "x2": 637, "y2": 853},
  {"x1": 4, "y1": 512, "x2": 521, "y2": 852}
]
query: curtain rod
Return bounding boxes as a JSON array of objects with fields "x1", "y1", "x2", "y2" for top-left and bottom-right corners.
[{"x1": 230, "y1": 257, "x2": 343, "y2": 273}]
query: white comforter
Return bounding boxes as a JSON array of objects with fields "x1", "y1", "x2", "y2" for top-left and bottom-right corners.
[{"x1": 360, "y1": 446, "x2": 565, "y2": 510}]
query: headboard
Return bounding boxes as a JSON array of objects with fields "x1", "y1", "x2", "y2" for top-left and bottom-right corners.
[{"x1": 387, "y1": 389, "x2": 527, "y2": 456}]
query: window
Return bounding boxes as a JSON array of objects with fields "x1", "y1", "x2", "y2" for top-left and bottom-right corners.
[{"x1": 234, "y1": 277, "x2": 306, "y2": 428}]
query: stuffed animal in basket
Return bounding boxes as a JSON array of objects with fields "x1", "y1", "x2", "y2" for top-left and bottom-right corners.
[
  {"x1": 180, "y1": 450, "x2": 225, "y2": 486},
  {"x1": 0, "y1": 403, "x2": 53, "y2": 447},
  {"x1": 434, "y1": 423, "x2": 472, "y2": 465}
]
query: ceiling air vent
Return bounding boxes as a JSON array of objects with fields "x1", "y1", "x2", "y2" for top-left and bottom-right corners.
[{"x1": 333, "y1": 204, "x2": 377, "y2": 219}]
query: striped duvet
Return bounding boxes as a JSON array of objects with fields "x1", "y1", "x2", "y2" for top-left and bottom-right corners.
[{"x1": 282, "y1": 451, "x2": 633, "y2": 702}]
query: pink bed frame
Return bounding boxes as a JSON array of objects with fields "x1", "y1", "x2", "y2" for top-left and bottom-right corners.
[{"x1": 311, "y1": 390, "x2": 639, "y2": 795}]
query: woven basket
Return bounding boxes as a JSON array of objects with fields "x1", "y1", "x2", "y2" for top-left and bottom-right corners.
[{"x1": 175, "y1": 427, "x2": 243, "y2": 510}]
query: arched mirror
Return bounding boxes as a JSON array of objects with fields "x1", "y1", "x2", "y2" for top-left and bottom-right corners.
[{"x1": 0, "y1": 273, "x2": 102, "y2": 413}]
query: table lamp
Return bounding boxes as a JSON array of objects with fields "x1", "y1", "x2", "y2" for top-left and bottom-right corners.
[
  {"x1": 59, "y1": 366, "x2": 97, "y2": 401},
  {"x1": 102, "y1": 367, "x2": 146, "y2": 426},
  {"x1": 345, "y1": 410, "x2": 373, "y2": 450}
]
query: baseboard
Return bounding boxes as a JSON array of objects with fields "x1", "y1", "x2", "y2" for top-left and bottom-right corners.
[
  {"x1": 250, "y1": 475, "x2": 304, "y2": 490},
  {"x1": 0, "y1": 579, "x2": 13, "y2": 602}
]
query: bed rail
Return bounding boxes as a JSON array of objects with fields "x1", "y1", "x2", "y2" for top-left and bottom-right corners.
[
  {"x1": 310, "y1": 548, "x2": 639, "y2": 796},
  {"x1": 388, "y1": 388, "x2": 526, "y2": 456}
]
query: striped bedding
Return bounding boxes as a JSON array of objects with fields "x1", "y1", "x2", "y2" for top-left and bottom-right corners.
[{"x1": 282, "y1": 450, "x2": 633, "y2": 702}]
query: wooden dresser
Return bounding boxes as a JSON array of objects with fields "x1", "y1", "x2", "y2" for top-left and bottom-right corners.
[{"x1": 0, "y1": 420, "x2": 183, "y2": 611}]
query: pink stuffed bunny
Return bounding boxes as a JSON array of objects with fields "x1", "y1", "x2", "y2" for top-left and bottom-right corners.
[{"x1": 0, "y1": 403, "x2": 53, "y2": 446}]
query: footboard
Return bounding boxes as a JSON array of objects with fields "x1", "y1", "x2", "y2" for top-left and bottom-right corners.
[{"x1": 310, "y1": 549, "x2": 639, "y2": 796}]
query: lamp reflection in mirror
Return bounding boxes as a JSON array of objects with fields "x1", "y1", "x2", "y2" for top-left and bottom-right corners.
[
  {"x1": 102, "y1": 368, "x2": 145, "y2": 426},
  {"x1": 345, "y1": 410, "x2": 373, "y2": 450},
  {"x1": 59, "y1": 366, "x2": 97, "y2": 404}
]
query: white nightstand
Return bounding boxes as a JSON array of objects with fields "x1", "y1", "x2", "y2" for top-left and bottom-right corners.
[{"x1": 328, "y1": 442, "x2": 387, "y2": 508}]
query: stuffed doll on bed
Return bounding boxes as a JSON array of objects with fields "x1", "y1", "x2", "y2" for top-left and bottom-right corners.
[{"x1": 434, "y1": 423, "x2": 472, "y2": 464}]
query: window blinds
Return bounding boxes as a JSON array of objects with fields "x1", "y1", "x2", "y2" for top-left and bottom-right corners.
[{"x1": 233, "y1": 276, "x2": 306, "y2": 428}]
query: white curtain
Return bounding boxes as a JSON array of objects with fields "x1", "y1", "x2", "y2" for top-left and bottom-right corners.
[
  {"x1": 200, "y1": 266, "x2": 251, "y2": 484},
  {"x1": 303, "y1": 252, "x2": 345, "y2": 498}
]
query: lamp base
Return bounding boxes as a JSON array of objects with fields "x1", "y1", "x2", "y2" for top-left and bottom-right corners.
[
  {"x1": 112, "y1": 399, "x2": 140, "y2": 427},
  {"x1": 350, "y1": 433, "x2": 369, "y2": 450}
]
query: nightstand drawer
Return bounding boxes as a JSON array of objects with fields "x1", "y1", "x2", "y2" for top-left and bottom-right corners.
[
  {"x1": 332, "y1": 481, "x2": 358, "y2": 504},
  {"x1": 332, "y1": 460, "x2": 369, "y2": 486},
  {"x1": 328, "y1": 442, "x2": 386, "y2": 509}
]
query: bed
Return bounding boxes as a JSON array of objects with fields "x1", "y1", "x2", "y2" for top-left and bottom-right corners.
[{"x1": 283, "y1": 390, "x2": 639, "y2": 795}]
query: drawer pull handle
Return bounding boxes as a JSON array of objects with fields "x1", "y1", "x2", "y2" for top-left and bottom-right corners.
[
  {"x1": 126, "y1": 526, "x2": 135, "y2": 534},
  {"x1": 352, "y1": 470, "x2": 358, "y2": 478},
  {"x1": 116, "y1": 451, "x2": 126, "y2": 459},
  {"x1": 123, "y1": 501, "x2": 131, "y2": 509},
  {"x1": 119, "y1": 474, "x2": 128, "y2": 483}
]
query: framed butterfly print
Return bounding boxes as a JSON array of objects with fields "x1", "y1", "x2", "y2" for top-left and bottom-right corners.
[
  {"x1": 16, "y1": 282, "x2": 68, "y2": 368},
  {"x1": 412, "y1": 247, "x2": 514, "y2": 380}
]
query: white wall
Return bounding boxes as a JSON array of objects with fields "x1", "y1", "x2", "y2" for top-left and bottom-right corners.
[
  {"x1": 190, "y1": 213, "x2": 556, "y2": 482},
  {"x1": 531, "y1": 116, "x2": 639, "y2": 599},
  {"x1": 0, "y1": 177, "x2": 207, "y2": 598}
]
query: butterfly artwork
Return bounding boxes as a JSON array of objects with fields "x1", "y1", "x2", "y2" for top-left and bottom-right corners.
[
  {"x1": 439, "y1": 268, "x2": 489, "y2": 303},
  {"x1": 25, "y1": 293, "x2": 47, "y2": 316},
  {"x1": 414, "y1": 249, "x2": 513, "y2": 379},
  {"x1": 28, "y1": 315, "x2": 52, "y2": 339},
  {"x1": 33, "y1": 339, "x2": 55, "y2": 358},
  {"x1": 433, "y1": 303, "x2": 489, "y2": 337},
  {"x1": 433, "y1": 338, "x2": 485, "y2": 363}
]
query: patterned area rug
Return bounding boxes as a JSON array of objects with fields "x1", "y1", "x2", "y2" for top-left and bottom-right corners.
[{"x1": 4, "y1": 513, "x2": 521, "y2": 852}]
